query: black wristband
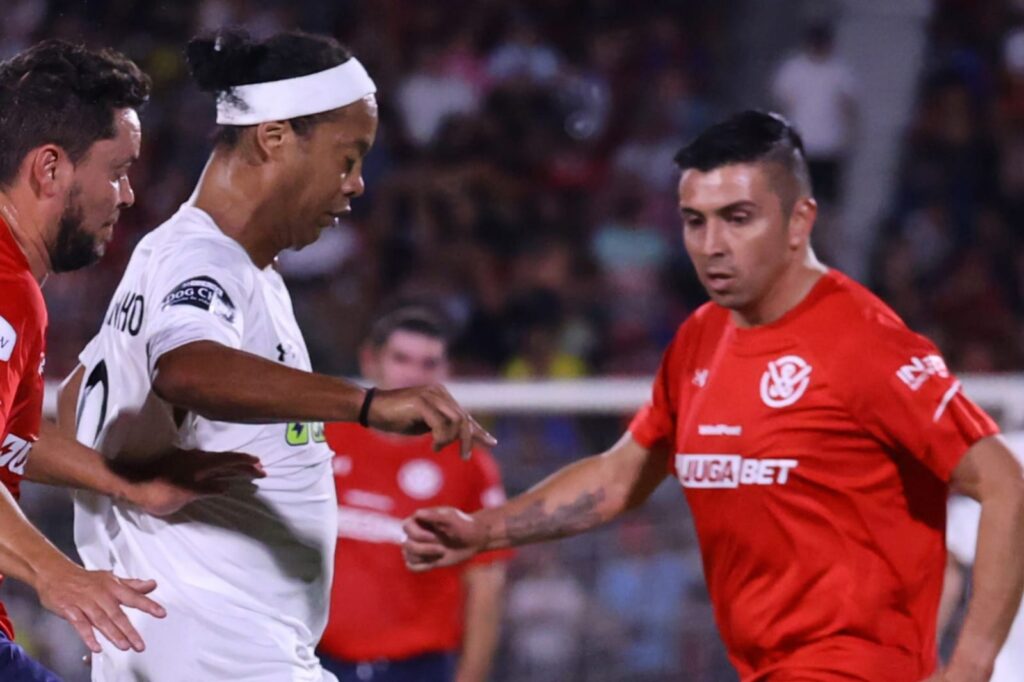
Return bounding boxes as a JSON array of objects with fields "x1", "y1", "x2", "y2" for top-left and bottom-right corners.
[{"x1": 358, "y1": 387, "x2": 376, "y2": 427}]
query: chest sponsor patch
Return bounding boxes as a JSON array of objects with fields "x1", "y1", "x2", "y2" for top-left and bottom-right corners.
[
  {"x1": 0, "y1": 315, "x2": 16, "y2": 362},
  {"x1": 675, "y1": 454, "x2": 798, "y2": 489},
  {"x1": 161, "y1": 276, "x2": 236, "y2": 324},
  {"x1": 337, "y1": 506, "x2": 405, "y2": 544},
  {"x1": 760, "y1": 355, "x2": 812, "y2": 408}
]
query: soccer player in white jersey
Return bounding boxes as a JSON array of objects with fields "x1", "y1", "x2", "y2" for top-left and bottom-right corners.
[{"x1": 58, "y1": 30, "x2": 494, "y2": 682}]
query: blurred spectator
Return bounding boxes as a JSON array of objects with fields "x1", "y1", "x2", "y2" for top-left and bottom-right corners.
[
  {"x1": 505, "y1": 545, "x2": 590, "y2": 682},
  {"x1": 771, "y1": 22, "x2": 858, "y2": 207}
]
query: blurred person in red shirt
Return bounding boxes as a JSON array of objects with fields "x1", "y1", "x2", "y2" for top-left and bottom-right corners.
[
  {"x1": 319, "y1": 305, "x2": 511, "y2": 682},
  {"x1": 402, "y1": 111, "x2": 1024, "y2": 682}
]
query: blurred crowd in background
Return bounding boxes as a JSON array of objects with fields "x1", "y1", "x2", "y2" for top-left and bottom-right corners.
[{"x1": 1, "y1": 0, "x2": 1021, "y2": 680}]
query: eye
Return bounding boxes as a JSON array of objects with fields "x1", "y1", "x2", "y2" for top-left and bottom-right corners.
[
  {"x1": 728, "y1": 211, "x2": 751, "y2": 225},
  {"x1": 683, "y1": 215, "x2": 705, "y2": 229}
]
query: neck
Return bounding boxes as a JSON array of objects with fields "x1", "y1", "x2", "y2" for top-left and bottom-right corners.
[
  {"x1": 0, "y1": 189, "x2": 53, "y2": 283},
  {"x1": 731, "y1": 250, "x2": 827, "y2": 328},
  {"x1": 192, "y1": 149, "x2": 280, "y2": 269}
]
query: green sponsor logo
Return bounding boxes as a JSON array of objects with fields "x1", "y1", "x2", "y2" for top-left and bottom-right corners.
[{"x1": 286, "y1": 421, "x2": 326, "y2": 446}]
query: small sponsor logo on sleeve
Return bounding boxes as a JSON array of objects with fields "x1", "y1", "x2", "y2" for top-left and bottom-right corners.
[
  {"x1": 161, "y1": 276, "x2": 236, "y2": 324},
  {"x1": 896, "y1": 354, "x2": 949, "y2": 391},
  {"x1": 0, "y1": 433, "x2": 32, "y2": 475},
  {"x1": 0, "y1": 315, "x2": 17, "y2": 362}
]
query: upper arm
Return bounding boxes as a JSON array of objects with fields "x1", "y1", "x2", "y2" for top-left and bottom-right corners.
[
  {"x1": 144, "y1": 243, "x2": 249, "y2": 382},
  {"x1": 56, "y1": 364, "x2": 85, "y2": 438},
  {"x1": 950, "y1": 435, "x2": 1024, "y2": 503},
  {"x1": 602, "y1": 432, "x2": 671, "y2": 512}
]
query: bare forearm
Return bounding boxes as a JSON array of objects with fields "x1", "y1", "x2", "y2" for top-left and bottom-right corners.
[
  {"x1": 0, "y1": 483, "x2": 75, "y2": 590},
  {"x1": 152, "y1": 341, "x2": 364, "y2": 423},
  {"x1": 474, "y1": 435, "x2": 665, "y2": 550},
  {"x1": 456, "y1": 564, "x2": 506, "y2": 682},
  {"x1": 23, "y1": 422, "x2": 130, "y2": 501},
  {"x1": 947, "y1": 487, "x2": 1024, "y2": 679}
]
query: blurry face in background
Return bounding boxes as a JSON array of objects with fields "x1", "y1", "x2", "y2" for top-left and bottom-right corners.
[
  {"x1": 679, "y1": 162, "x2": 804, "y2": 317},
  {"x1": 277, "y1": 95, "x2": 378, "y2": 251},
  {"x1": 364, "y1": 330, "x2": 448, "y2": 390},
  {"x1": 51, "y1": 108, "x2": 140, "y2": 272}
]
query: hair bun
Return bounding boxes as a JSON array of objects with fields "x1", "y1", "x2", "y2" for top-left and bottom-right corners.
[{"x1": 185, "y1": 30, "x2": 267, "y2": 92}]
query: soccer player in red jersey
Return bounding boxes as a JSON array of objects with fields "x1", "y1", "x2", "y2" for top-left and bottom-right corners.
[
  {"x1": 402, "y1": 111, "x2": 1024, "y2": 682},
  {"x1": 319, "y1": 306, "x2": 511, "y2": 682},
  {"x1": 0, "y1": 40, "x2": 262, "y2": 675}
]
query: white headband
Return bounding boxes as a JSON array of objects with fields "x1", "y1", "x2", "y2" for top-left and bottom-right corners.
[{"x1": 215, "y1": 58, "x2": 377, "y2": 126}]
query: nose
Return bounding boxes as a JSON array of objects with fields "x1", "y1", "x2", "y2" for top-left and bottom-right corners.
[
  {"x1": 118, "y1": 175, "x2": 135, "y2": 209},
  {"x1": 342, "y1": 170, "x2": 365, "y2": 199},
  {"x1": 702, "y1": 220, "x2": 729, "y2": 258}
]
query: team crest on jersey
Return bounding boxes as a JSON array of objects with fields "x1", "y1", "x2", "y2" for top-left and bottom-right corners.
[
  {"x1": 397, "y1": 459, "x2": 443, "y2": 500},
  {"x1": 0, "y1": 315, "x2": 16, "y2": 362},
  {"x1": 161, "y1": 276, "x2": 236, "y2": 324},
  {"x1": 760, "y1": 355, "x2": 812, "y2": 408}
]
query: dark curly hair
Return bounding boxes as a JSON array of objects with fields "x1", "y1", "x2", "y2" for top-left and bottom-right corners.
[
  {"x1": 0, "y1": 40, "x2": 151, "y2": 187},
  {"x1": 185, "y1": 29, "x2": 353, "y2": 148}
]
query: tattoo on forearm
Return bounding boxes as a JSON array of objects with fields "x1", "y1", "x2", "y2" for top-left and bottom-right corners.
[{"x1": 503, "y1": 489, "x2": 607, "y2": 543}]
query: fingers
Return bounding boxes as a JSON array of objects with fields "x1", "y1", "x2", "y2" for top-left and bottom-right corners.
[
  {"x1": 64, "y1": 606, "x2": 102, "y2": 654},
  {"x1": 93, "y1": 598, "x2": 144, "y2": 652},
  {"x1": 119, "y1": 578, "x2": 159, "y2": 597},
  {"x1": 112, "y1": 578, "x2": 166, "y2": 618},
  {"x1": 403, "y1": 517, "x2": 443, "y2": 544}
]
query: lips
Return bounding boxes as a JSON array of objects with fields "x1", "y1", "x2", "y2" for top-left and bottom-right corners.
[{"x1": 705, "y1": 271, "x2": 736, "y2": 293}]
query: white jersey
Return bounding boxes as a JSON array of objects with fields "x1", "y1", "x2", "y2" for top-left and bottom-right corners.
[
  {"x1": 946, "y1": 433, "x2": 1024, "y2": 682},
  {"x1": 73, "y1": 204, "x2": 338, "y2": 682}
]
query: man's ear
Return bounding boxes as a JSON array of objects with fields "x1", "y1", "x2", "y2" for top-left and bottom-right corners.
[
  {"x1": 26, "y1": 144, "x2": 74, "y2": 198},
  {"x1": 253, "y1": 120, "x2": 291, "y2": 161},
  {"x1": 358, "y1": 342, "x2": 379, "y2": 382},
  {"x1": 788, "y1": 196, "x2": 818, "y2": 249}
]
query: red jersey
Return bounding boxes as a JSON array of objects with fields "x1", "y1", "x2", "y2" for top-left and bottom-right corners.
[
  {"x1": 629, "y1": 270, "x2": 998, "y2": 682},
  {"x1": 319, "y1": 423, "x2": 512, "y2": 661},
  {"x1": 0, "y1": 218, "x2": 47, "y2": 640}
]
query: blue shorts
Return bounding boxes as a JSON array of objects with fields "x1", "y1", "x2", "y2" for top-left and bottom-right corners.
[
  {"x1": 318, "y1": 650, "x2": 456, "y2": 682},
  {"x1": 0, "y1": 631, "x2": 62, "y2": 681}
]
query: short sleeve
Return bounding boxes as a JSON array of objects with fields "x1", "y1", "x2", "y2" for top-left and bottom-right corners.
[
  {"x1": 0, "y1": 286, "x2": 35, "y2": 431},
  {"x1": 466, "y1": 449, "x2": 514, "y2": 566},
  {"x1": 144, "y1": 241, "x2": 250, "y2": 379},
  {"x1": 833, "y1": 317, "x2": 998, "y2": 481},
  {"x1": 629, "y1": 326, "x2": 686, "y2": 450}
]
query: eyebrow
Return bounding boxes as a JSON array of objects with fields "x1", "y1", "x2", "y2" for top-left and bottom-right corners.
[{"x1": 680, "y1": 200, "x2": 757, "y2": 216}]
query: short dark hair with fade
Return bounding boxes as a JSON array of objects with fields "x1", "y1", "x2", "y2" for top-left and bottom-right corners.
[
  {"x1": 0, "y1": 40, "x2": 151, "y2": 187},
  {"x1": 368, "y1": 304, "x2": 453, "y2": 351},
  {"x1": 674, "y1": 110, "x2": 813, "y2": 207}
]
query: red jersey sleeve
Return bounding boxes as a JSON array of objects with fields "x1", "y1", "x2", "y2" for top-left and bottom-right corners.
[
  {"x1": 831, "y1": 316, "x2": 998, "y2": 481},
  {"x1": 0, "y1": 295, "x2": 31, "y2": 433},
  {"x1": 466, "y1": 448, "x2": 514, "y2": 566},
  {"x1": 629, "y1": 325, "x2": 687, "y2": 449}
]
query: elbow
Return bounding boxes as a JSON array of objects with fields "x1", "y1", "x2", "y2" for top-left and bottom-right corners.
[{"x1": 152, "y1": 355, "x2": 207, "y2": 409}]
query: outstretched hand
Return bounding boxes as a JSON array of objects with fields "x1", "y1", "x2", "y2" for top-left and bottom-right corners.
[
  {"x1": 402, "y1": 506, "x2": 488, "y2": 571},
  {"x1": 115, "y1": 449, "x2": 265, "y2": 516},
  {"x1": 368, "y1": 385, "x2": 496, "y2": 460},
  {"x1": 36, "y1": 561, "x2": 165, "y2": 654}
]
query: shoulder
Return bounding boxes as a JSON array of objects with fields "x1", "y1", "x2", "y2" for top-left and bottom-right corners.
[
  {"x1": 810, "y1": 271, "x2": 943, "y2": 383},
  {"x1": 666, "y1": 302, "x2": 728, "y2": 356},
  {"x1": 150, "y1": 208, "x2": 253, "y2": 275},
  {"x1": 0, "y1": 271, "x2": 44, "y2": 332}
]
